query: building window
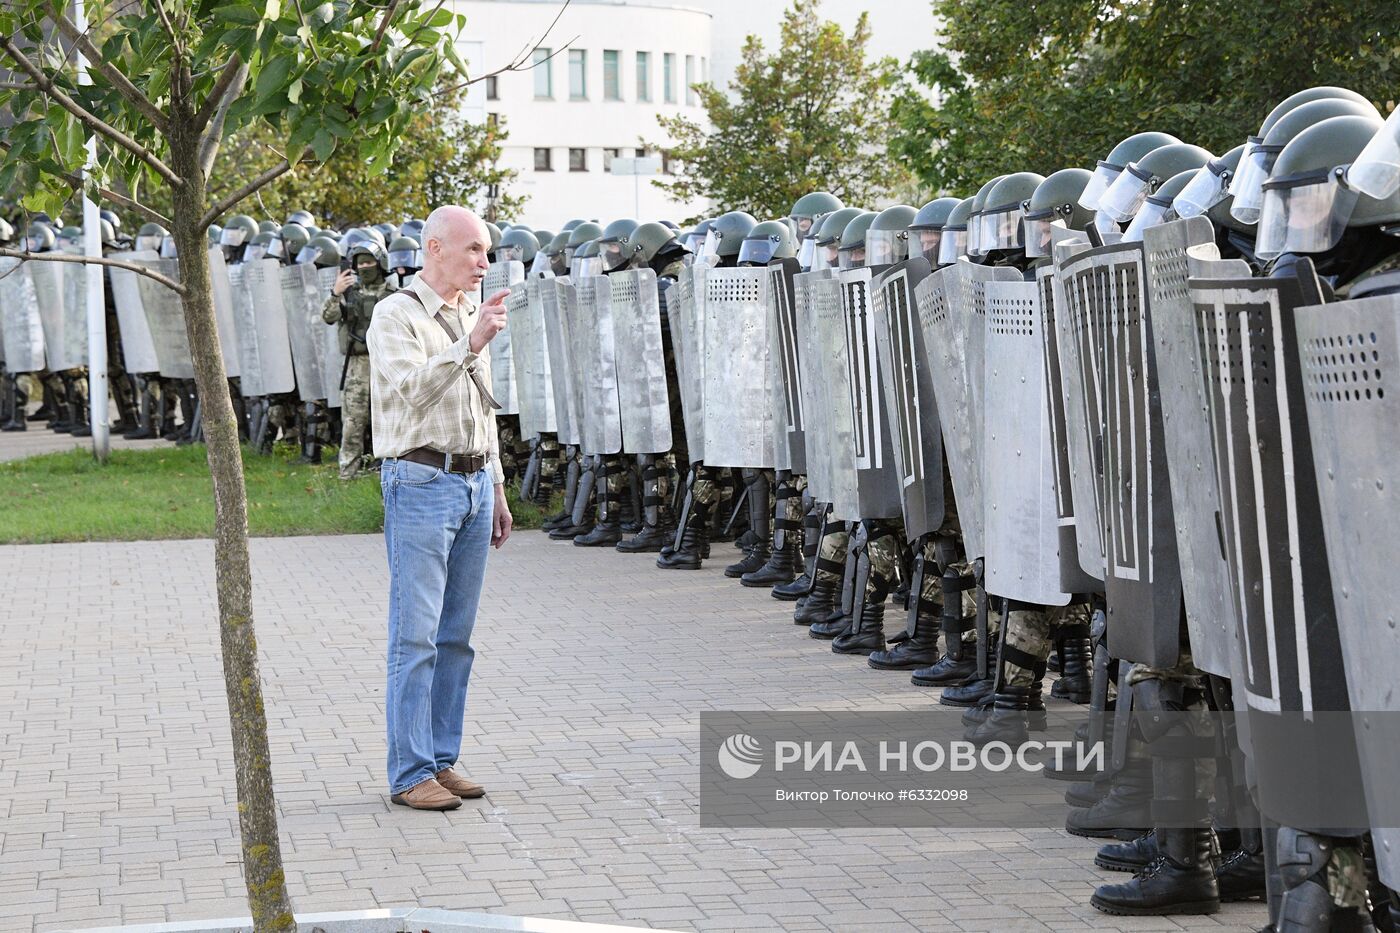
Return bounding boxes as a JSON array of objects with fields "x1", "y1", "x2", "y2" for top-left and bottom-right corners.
[
  {"x1": 569, "y1": 148, "x2": 587, "y2": 172},
  {"x1": 532, "y1": 48, "x2": 552, "y2": 99},
  {"x1": 685, "y1": 55, "x2": 696, "y2": 105},
  {"x1": 663, "y1": 53, "x2": 676, "y2": 104},
  {"x1": 485, "y1": 75, "x2": 499, "y2": 100},
  {"x1": 604, "y1": 148, "x2": 620, "y2": 171},
  {"x1": 662, "y1": 151, "x2": 675, "y2": 175},
  {"x1": 534, "y1": 148, "x2": 552, "y2": 172},
  {"x1": 635, "y1": 51, "x2": 651, "y2": 102},
  {"x1": 603, "y1": 50, "x2": 621, "y2": 101},
  {"x1": 569, "y1": 49, "x2": 587, "y2": 100}
]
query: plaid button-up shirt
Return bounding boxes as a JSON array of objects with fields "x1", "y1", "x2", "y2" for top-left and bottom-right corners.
[{"x1": 366, "y1": 274, "x2": 503, "y2": 484}]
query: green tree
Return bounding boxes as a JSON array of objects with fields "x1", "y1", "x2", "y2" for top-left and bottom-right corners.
[
  {"x1": 892, "y1": 0, "x2": 1400, "y2": 195},
  {"x1": 651, "y1": 0, "x2": 905, "y2": 221},
  {"x1": 0, "y1": 2, "x2": 542, "y2": 928}
]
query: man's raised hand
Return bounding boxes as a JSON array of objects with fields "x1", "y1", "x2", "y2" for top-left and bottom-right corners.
[{"x1": 469, "y1": 289, "x2": 511, "y2": 353}]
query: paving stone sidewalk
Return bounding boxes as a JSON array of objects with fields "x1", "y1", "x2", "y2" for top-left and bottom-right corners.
[{"x1": 0, "y1": 531, "x2": 1268, "y2": 932}]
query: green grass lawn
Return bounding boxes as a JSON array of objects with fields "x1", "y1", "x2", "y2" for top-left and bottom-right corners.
[{"x1": 0, "y1": 444, "x2": 550, "y2": 544}]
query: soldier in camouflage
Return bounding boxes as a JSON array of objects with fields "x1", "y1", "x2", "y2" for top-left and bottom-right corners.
[{"x1": 322, "y1": 240, "x2": 393, "y2": 479}]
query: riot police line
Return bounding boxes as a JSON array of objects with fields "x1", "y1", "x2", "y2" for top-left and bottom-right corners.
[{"x1": 2, "y1": 83, "x2": 1400, "y2": 929}]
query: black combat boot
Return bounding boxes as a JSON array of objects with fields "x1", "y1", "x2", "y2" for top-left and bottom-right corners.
[
  {"x1": 1214, "y1": 827, "x2": 1266, "y2": 902},
  {"x1": 616, "y1": 523, "x2": 671, "y2": 553},
  {"x1": 793, "y1": 577, "x2": 841, "y2": 626},
  {"x1": 1051, "y1": 621, "x2": 1093, "y2": 703},
  {"x1": 960, "y1": 690, "x2": 995, "y2": 727},
  {"x1": 741, "y1": 538, "x2": 797, "y2": 587},
  {"x1": 1091, "y1": 828, "x2": 1220, "y2": 916},
  {"x1": 832, "y1": 599, "x2": 885, "y2": 655},
  {"x1": 911, "y1": 650, "x2": 978, "y2": 687},
  {"x1": 1, "y1": 381, "x2": 25, "y2": 432},
  {"x1": 869, "y1": 593, "x2": 941, "y2": 670},
  {"x1": 808, "y1": 612, "x2": 851, "y2": 640},
  {"x1": 939, "y1": 676, "x2": 994, "y2": 708},
  {"x1": 1065, "y1": 770, "x2": 1113, "y2": 808},
  {"x1": 574, "y1": 515, "x2": 622, "y2": 547},
  {"x1": 775, "y1": 503, "x2": 822, "y2": 600},
  {"x1": 965, "y1": 681, "x2": 1048, "y2": 745},
  {"x1": 1066, "y1": 759, "x2": 1153, "y2": 840},
  {"x1": 1097, "y1": 830, "x2": 1160, "y2": 872},
  {"x1": 656, "y1": 521, "x2": 708, "y2": 570}
]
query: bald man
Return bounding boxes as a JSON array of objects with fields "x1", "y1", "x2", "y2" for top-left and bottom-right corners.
[{"x1": 367, "y1": 205, "x2": 514, "y2": 811}]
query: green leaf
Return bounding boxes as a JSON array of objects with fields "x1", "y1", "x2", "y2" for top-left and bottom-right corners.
[
  {"x1": 215, "y1": 5, "x2": 262, "y2": 25},
  {"x1": 255, "y1": 54, "x2": 295, "y2": 101},
  {"x1": 425, "y1": 7, "x2": 454, "y2": 28},
  {"x1": 310, "y1": 126, "x2": 335, "y2": 161}
]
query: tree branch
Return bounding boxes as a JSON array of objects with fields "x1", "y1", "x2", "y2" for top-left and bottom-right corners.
[
  {"x1": 0, "y1": 37, "x2": 183, "y2": 188},
  {"x1": 434, "y1": 0, "x2": 575, "y2": 97},
  {"x1": 0, "y1": 81, "x2": 40, "y2": 91},
  {"x1": 48, "y1": 3, "x2": 170, "y2": 132},
  {"x1": 0, "y1": 142, "x2": 173, "y2": 228},
  {"x1": 200, "y1": 149, "x2": 311, "y2": 229},
  {"x1": 0, "y1": 248, "x2": 186, "y2": 295},
  {"x1": 195, "y1": 56, "x2": 247, "y2": 169},
  {"x1": 370, "y1": 0, "x2": 402, "y2": 54},
  {"x1": 152, "y1": 0, "x2": 181, "y2": 55}
]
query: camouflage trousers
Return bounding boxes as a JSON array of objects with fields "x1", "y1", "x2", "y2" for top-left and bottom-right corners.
[
  {"x1": 687, "y1": 463, "x2": 724, "y2": 525},
  {"x1": 638, "y1": 453, "x2": 676, "y2": 527},
  {"x1": 338, "y1": 354, "x2": 370, "y2": 479},
  {"x1": 537, "y1": 433, "x2": 562, "y2": 490},
  {"x1": 496, "y1": 415, "x2": 532, "y2": 484},
  {"x1": 774, "y1": 473, "x2": 806, "y2": 550},
  {"x1": 999, "y1": 603, "x2": 1092, "y2": 687},
  {"x1": 812, "y1": 505, "x2": 850, "y2": 588},
  {"x1": 597, "y1": 454, "x2": 629, "y2": 520},
  {"x1": 856, "y1": 519, "x2": 906, "y2": 605}
]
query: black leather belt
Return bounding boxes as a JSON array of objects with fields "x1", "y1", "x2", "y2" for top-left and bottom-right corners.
[{"x1": 400, "y1": 447, "x2": 486, "y2": 475}]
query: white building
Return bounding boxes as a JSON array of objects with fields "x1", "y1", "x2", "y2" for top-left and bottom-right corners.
[{"x1": 451, "y1": 0, "x2": 715, "y2": 230}]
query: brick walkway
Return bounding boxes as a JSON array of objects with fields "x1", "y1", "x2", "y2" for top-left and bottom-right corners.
[{"x1": 0, "y1": 531, "x2": 1268, "y2": 932}]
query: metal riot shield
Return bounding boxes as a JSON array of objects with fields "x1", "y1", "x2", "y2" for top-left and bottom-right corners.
[
  {"x1": 136, "y1": 256, "x2": 195, "y2": 380},
  {"x1": 609, "y1": 267, "x2": 671, "y2": 453},
  {"x1": 1036, "y1": 260, "x2": 1103, "y2": 595},
  {"x1": 668, "y1": 261, "x2": 706, "y2": 462},
  {"x1": 766, "y1": 258, "x2": 806, "y2": 474},
  {"x1": 59, "y1": 250, "x2": 91, "y2": 370},
  {"x1": 107, "y1": 252, "x2": 160, "y2": 374},
  {"x1": 208, "y1": 248, "x2": 242, "y2": 379},
  {"x1": 1051, "y1": 233, "x2": 1107, "y2": 580},
  {"x1": 228, "y1": 258, "x2": 296, "y2": 396},
  {"x1": 838, "y1": 266, "x2": 902, "y2": 519},
  {"x1": 1056, "y1": 241, "x2": 1182, "y2": 666},
  {"x1": 1296, "y1": 291, "x2": 1400, "y2": 887},
  {"x1": 1191, "y1": 254, "x2": 1364, "y2": 832},
  {"x1": 794, "y1": 270, "x2": 832, "y2": 498},
  {"x1": 31, "y1": 259, "x2": 83, "y2": 370},
  {"x1": 702, "y1": 267, "x2": 774, "y2": 468},
  {"x1": 574, "y1": 275, "x2": 622, "y2": 455},
  {"x1": 547, "y1": 277, "x2": 586, "y2": 447},
  {"x1": 509, "y1": 282, "x2": 556, "y2": 438},
  {"x1": 482, "y1": 260, "x2": 525, "y2": 415},
  {"x1": 280, "y1": 262, "x2": 329, "y2": 401},
  {"x1": 318, "y1": 266, "x2": 344, "y2": 407},
  {"x1": 872, "y1": 259, "x2": 945, "y2": 541},
  {"x1": 982, "y1": 276, "x2": 1072, "y2": 606},
  {"x1": 1142, "y1": 218, "x2": 1239, "y2": 678},
  {"x1": 809, "y1": 271, "x2": 858, "y2": 517},
  {"x1": 0, "y1": 259, "x2": 47, "y2": 372}
]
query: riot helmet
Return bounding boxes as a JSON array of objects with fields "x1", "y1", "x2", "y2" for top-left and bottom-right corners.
[
  {"x1": 978, "y1": 173, "x2": 1045, "y2": 253},
  {"x1": 99, "y1": 208, "x2": 121, "y2": 233},
  {"x1": 937, "y1": 198, "x2": 976, "y2": 266},
  {"x1": 399, "y1": 219, "x2": 425, "y2": 239},
  {"x1": 1174, "y1": 144, "x2": 1246, "y2": 219},
  {"x1": 1080, "y1": 132, "x2": 1182, "y2": 210},
  {"x1": 1024, "y1": 169, "x2": 1093, "y2": 259},
  {"x1": 298, "y1": 234, "x2": 340, "y2": 267},
  {"x1": 813, "y1": 208, "x2": 863, "y2": 271},
  {"x1": 98, "y1": 219, "x2": 120, "y2": 249},
  {"x1": 571, "y1": 239, "x2": 604, "y2": 279},
  {"x1": 565, "y1": 222, "x2": 603, "y2": 266},
  {"x1": 246, "y1": 230, "x2": 286, "y2": 262},
  {"x1": 281, "y1": 222, "x2": 310, "y2": 260},
  {"x1": 0, "y1": 218, "x2": 14, "y2": 245},
  {"x1": 388, "y1": 235, "x2": 421, "y2": 272},
  {"x1": 561, "y1": 219, "x2": 585, "y2": 233},
  {"x1": 159, "y1": 235, "x2": 178, "y2": 259},
  {"x1": 836, "y1": 211, "x2": 878, "y2": 270},
  {"x1": 631, "y1": 221, "x2": 684, "y2": 266},
  {"x1": 1123, "y1": 170, "x2": 1196, "y2": 242},
  {"x1": 1231, "y1": 96, "x2": 1380, "y2": 224},
  {"x1": 257, "y1": 219, "x2": 281, "y2": 235},
  {"x1": 966, "y1": 175, "x2": 1007, "y2": 257},
  {"x1": 207, "y1": 224, "x2": 223, "y2": 247},
  {"x1": 659, "y1": 220, "x2": 680, "y2": 232},
  {"x1": 532, "y1": 228, "x2": 555, "y2": 250},
  {"x1": 1348, "y1": 108, "x2": 1400, "y2": 199},
  {"x1": 683, "y1": 218, "x2": 713, "y2": 255},
  {"x1": 866, "y1": 204, "x2": 918, "y2": 266},
  {"x1": 789, "y1": 191, "x2": 844, "y2": 240},
  {"x1": 908, "y1": 197, "x2": 962, "y2": 264},
  {"x1": 484, "y1": 222, "x2": 503, "y2": 259},
  {"x1": 220, "y1": 214, "x2": 258, "y2": 249},
  {"x1": 598, "y1": 218, "x2": 640, "y2": 271},
  {"x1": 25, "y1": 223, "x2": 56, "y2": 253},
  {"x1": 136, "y1": 222, "x2": 169, "y2": 253},
  {"x1": 55, "y1": 226, "x2": 82, "y2": 250},
  {"x1": 498, "y1": 228, "x2": 539, "y2": 266},
  {"x1": 703, "y1": 211, "x2": 757, "y2": 263},
  {"x1": 286, "y1": 210, "x2": 315, "y2": 228},
  {"x1": 737, "y1": 220, "x2": 797, "y2": 266},
  {"x1": 1098, "y1": 144, "x2": 1213, "y2": 223},
  {"x1": 1256, "y1": 114, "x2": 1395, "y2": 261}
]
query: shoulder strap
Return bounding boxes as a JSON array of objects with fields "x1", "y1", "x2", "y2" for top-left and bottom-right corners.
[{"x1": 393, "y1": 288, "x2": 501, "y2": 411}]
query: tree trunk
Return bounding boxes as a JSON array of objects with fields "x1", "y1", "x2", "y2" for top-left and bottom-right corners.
[{"x1": 168, "y1": 131, "x2": 296, "y2": 931}]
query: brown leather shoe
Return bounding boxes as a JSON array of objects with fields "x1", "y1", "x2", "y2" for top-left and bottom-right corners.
[
  {"x1": 435, "y1": 769, "x2": 486, "y2": 799},
  {"x1": 390, "y1": 777, "x2": 462, "y2": 811}
]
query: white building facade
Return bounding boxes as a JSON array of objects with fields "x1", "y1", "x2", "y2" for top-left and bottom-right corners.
[{"x1": 451, "y1": 0, "x2": 715, "y2": 229}]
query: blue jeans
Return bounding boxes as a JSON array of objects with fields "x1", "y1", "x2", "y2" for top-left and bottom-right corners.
[{"x1": 382, "y1": 457, "x2": 494, "y2": 794}]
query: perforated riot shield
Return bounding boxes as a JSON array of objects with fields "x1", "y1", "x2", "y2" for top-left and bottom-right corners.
[
  {"x1": 794, "y1": 270, "x2": 837, "y2": 503},
  {"x1": 207, "y1": 249, "x2": 241, "y2": 379},
  {"x1": 1142, "y1": 218, "x2": 1239, "y2": 678},
  {"x1": 807, "y1": 271, "x2": 857, "y2": 517},
  {"x1": 30, "y1": 259, "x2": 84, "y2": 371},
  {"x1": 1056, "y1": 241, "x2": 1182, "y2": 666},
  {"x1": 1296, "y1": 291, "x2": 1400, "y2": 887},
  {"x1": 609, "y1": 267, "x2": 671, "y2": 454},
  {"x1": 541, "y1": 277, "x2": 579, "y2": 446},
  {"x1": 135, "y1": 256, "x2": 194, "y2": 379},
  {"x1": 872, "y1": 259, "x2": 945, "y2": 541},
  {"x1": 483, "y1": 260, "x2": 525, "y2": 414},
  {"x1": 982, "y1": 276, "x2": 1072, "y2": 606},
  {"x1": 59, "y1": 251, "x2": 90, "y2": 370},
  {"x1": 667, "y1": 261, "x2": 706, "y2": 462},
  {"x1": 279, "y1": 262, "x2": 328, "y2": 401},
  {"x1": 573, "y1": 275, "x2": 622, "y2": 455},
  {"x1": 318, "y1": 266, "x2": 344, "y2": 407},
  {"x1": 228, "y1": 258, "x2": 296, "y2": 396},
  {"x1": 106, "y1": 252, "x2": 160, "y2": 375},
  {"x1": 549, "y1": 276, "x2": 587, "y2": 447},
  {"x1": 702, "y1": 267, "x2": 774, "y2": 469},
  {"x1": 1036, "y1": 260, "x2": 1102, "y2": 596},
  {"x1": 510, "y1": 282, "x2": 555, "y2": 438},
  {"x1": 766, "y1": 258, "x2": 806, "y2": 474},
  {"x1": 837, "y1": 266, "x2": 902, "y2": 520},
  {"x1": 0, "y1": 259, "x2": 47, "y2": 373}
]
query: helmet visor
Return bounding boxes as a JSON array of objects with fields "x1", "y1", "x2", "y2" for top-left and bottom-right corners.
[
  {"x1": 937, "y1": 227, "x2": 968, "y2": 266},
  {"x1": 866, "y1": 229, "x2": 908, "y2": 266},
  {"x1": 389, "y1": 248, "x2": 417, "y2": 269},
  {"x1": 245, "y1": 243, "x2": 268, "y2": 262},
  {"x1": 159, "y1": 237, "x2": 178, "y2": 259},
  {"x1": 220, "y1": 226, "x2": 248, "y2": 247},
  {"x1": 980, "y1": 204, "x2": 1026, "y2": 252},
  {"x1": 601, "y1": 239, "x2": 630, "y2": 271},
  {"x1": 1093, "y1": 211, "x2": 1122, "y2": 242},
  {"x1": 572, "y1": 255, "x2": 603, "y2": 278},
  {"x1": 266, "y1": 237, "x2": 285, "y2": 260},
  {"x1": 1348, "y1": 108, "x2": 1400, "y2": 199},
  {"x1": 1173, "y1": 158, "x2": 1233, "y2": 218},
  {"x1": 683, "y1": 233, "x2": 704, "y2": 255},
  {"x1": 916, "y1": 229, "x2": 942, "y2": 265},
  {"x1": 791, "y1": 215, "x2": 816, "y2": 238},
  {"x1": 737, "y1": 235, "x2": 780, "y2": 267},
  {"x1": 135, "y1": 234, "x2": 163, "y2": 252},
  {"x1": 497, "y1": 244, "x2": 524, "y2": 264},
  {"x1": 702, "y1": 228, "x2": 721, "y2": 259},
  {"x1": 1122, "y1": 196, "x2": 1175, "y2": 243},
  {"x1": 529, "y1": 251, "x2": 552, "y2": 277},
  {"x1": 797, "y1": 236, "x2": 817, "y2": 270},
  {"x1": 965, "y1": 213, "x2": 984, "y2": 257},
  {"x1": 813, "y1": 242, "x2": 837, "y2": 272},
  {"x1": 297, "y1": 245, "x2": 323, "y2": 265},
  {"x1": 1079, "y1": 161, "x2": 1122, "y2": 210},
  {"x1": 1256, "y1": 169, "x2": 1359, "y2": 261},
  {"x1": 1098, "y1": 163, "x2": 1154, "y2": 222},
  {"x1": 1022, "y1": 213, "x2": 1062, "y2": 259},
  {"x1": 837, "y1": 245, "x2": 865, "y2": 270},
  {"x1": 1229, "y1": 142, "x2": 1280, "y2": 224}
]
